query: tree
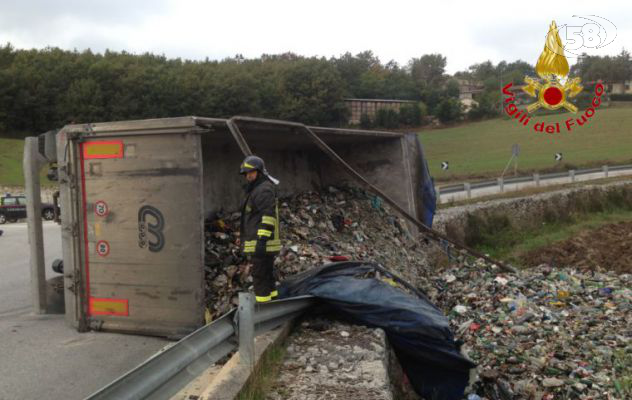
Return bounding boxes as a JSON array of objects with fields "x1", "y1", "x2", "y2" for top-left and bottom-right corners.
[
  {"x1": 277, "y1": 58, "x2": 347, "y2": 125},
  {"x1": 398, "y1": 102, "x2": 424, "y2": 126},
  {"x1": 332, "y1": 51, "x2": 381, "y2": 97},
  {"x1": 436, "y1": 98, "x2": 463, "y2": 123},
  {"x1": 410, "y1": 54, "x2": 447, "y2": 88},
  {"x1": 444, "y1": 79, "x2": 461, "y2": 98}
]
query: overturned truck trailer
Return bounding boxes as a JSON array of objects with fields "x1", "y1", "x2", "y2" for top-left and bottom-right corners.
[{"x1": 25, "y1": 116, "x2": 436, "y2": 338}]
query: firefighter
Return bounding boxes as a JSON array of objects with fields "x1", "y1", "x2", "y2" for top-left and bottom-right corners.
[{"x1": 239, "y1": 155, "x2": 281, "y2": 303}]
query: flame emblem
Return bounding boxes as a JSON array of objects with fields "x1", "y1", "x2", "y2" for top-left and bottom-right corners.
[{"x1": 523, "y1": 21, "x2": 583, "y2": 113}]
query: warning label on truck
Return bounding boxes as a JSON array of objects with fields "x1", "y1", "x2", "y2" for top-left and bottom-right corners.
[
  {"x1": 96, "y1": 240, "x2": 110, "y2": 257},
  {"x1": 94, "y1": 200, "x2": 109, "y2": 217}
]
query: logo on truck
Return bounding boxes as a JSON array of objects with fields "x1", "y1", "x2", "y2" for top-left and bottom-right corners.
[{"x1": 138, "y1": 205, "x2": 165, "y2": 252}]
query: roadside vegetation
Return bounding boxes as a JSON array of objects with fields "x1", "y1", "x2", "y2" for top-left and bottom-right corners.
[
  {"x1": 468, "y1": 208, "x2": 632, "y2": 263},
  {"x1": 460, "y1": 185, "x2": 632, "y2": 269},
  {"x1": 237, "y1": 344, "x2": 286, "y2": 400}
]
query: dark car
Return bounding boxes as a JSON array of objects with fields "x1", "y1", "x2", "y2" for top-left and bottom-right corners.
[{"x1": 0, "y1": 194, "x2": 55, "y2": 224}]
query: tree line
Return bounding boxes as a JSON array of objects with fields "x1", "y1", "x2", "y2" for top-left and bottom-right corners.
[{"x1": 0, "y1": 43, "x2": 630, "y2": 138}]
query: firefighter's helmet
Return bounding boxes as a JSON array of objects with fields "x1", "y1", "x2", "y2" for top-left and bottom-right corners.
[{"x1": 239, "y1": 155, "x2": 265, "y2": 174}]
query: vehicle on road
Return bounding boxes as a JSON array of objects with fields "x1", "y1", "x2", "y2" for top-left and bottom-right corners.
[{"x1": 0, "y1": 194, "x2": 55, "y2": 224}]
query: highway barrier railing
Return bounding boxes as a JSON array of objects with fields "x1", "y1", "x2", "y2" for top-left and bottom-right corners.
[
  {"x1": 437, "y1": 164, "x2": 632, "y2": 196},
  {"x1": 86, "y1": 295, "x2": 315, "y2": 400}
]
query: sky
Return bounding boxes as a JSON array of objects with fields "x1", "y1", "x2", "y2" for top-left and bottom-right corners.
[{"x1": 0, "y1": 0, "x2": 630, "y2": 73}]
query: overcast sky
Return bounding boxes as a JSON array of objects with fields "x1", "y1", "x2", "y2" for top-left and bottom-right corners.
[{"x1": 0, "y1": 0, "x2": 629, "y2": 73}]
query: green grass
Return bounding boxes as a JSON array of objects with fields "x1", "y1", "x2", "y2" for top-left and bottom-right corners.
[
  {"x1": 0, "y1": 138, "x2": 27, "y2": 186},
  {"x1": 474, "y1": 208, "x2": 632, "y2": 265},
  {"x1": 0, "y1": 137, "x2": 52, "y2": 187},
  {"x1": 419, "y1": 104, "x2": 632, "y2": 182},
  {"x1": 237, "y1": 345, "x2": 287, "y2": 400}
]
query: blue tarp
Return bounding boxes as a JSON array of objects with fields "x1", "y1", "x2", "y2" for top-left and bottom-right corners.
[
  {"x1": 415, "y1": 137, "x2": 437, "y2": 228},
  {"x1": 279, "y1": 261, "x2": 475, "y2": 400}
]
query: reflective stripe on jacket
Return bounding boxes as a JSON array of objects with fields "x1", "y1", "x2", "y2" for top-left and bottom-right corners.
[{"x1": 240, "y1": 177, "x2": 281, "y2": 254}]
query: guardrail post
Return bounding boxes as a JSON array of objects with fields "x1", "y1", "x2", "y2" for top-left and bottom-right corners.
[
  {"x1": 497, "y1": 177, "x2": 504, "y2": 193},
  {"x1": 238, "y1": 292, "x2": 255, "y2": 367},
  {"x1": 603, "y1": 165, "x2": 608, "y2": 178},
  {"x1": 464, "y1": 182, "x2": 471, "y2": 199},
  {"x1": 534, "y1": 173, "x2": 540, "y2": 187},
  {"x1": 435, "y1": 186, "x2": 440, "y2": 199},
  {"x1": 569, "y1": 169, "x2": 576, "y2": 183}
]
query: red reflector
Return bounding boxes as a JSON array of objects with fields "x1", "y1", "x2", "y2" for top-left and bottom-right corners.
[
  {"x1": 83, "y1": 141, "x2": 124, "y2": 159},
  {"x1": 89, "y1": 297, "x2": 129, "y2": 316}
]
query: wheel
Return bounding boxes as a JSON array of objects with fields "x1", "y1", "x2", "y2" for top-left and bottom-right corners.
[
  {"x1": 42, "y1": 208, "x2": 55, "y2": 221},
  {"x1": 0, "y1": 213, "x2": 6, "y2": 224}
]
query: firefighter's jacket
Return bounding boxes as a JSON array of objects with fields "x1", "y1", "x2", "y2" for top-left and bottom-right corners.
[{"x1": 240, "y1": 177, "x2": 281, "y2": 255}]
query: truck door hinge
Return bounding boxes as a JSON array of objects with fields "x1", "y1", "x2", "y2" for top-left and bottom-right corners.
[{"x1": 66, "y1": 272, "x2": 80, "y2": 294}]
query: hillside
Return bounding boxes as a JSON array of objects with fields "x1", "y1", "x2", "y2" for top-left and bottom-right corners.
[{"x1": 419, "y1": 104, "x2": 632, "y2": 182}]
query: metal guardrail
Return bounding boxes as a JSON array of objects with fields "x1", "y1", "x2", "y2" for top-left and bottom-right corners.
[
  {"x1": 438, "y1": 164, "x2": 632, "y2": 195},
  {"x1": 86, "y1": 295, "x2": 315, "y2": 400}
]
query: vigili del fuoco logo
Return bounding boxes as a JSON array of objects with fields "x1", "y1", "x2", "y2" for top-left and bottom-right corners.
[{"x1": 502, "y1": 21, "x2": 604, "y2": 134}]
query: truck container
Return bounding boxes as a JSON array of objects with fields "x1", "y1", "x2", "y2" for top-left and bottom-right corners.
[{"x1": 25, "y1": 116, "x2": 433, "y2": 338}]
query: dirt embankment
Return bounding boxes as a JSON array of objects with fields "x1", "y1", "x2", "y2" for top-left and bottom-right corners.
[{"x1": 523, "y1": 221, "x2": 632, "y2": 273}]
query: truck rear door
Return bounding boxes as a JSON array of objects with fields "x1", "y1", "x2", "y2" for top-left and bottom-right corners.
[{"x1": 76, "y1": 132, "x2": 204, "y2": 337}]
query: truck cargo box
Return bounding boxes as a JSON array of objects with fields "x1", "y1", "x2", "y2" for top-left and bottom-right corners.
[{"x1": 52, "y1": 117, "x2": 430, "y2": 338}]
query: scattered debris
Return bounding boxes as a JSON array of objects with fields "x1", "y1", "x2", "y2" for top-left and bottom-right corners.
[
  {"x1": 267, "y1": 318, "x2": 392, "y2": 400},
  {"x1": 433, "y1": 260, "x2": 631, "y2": 399}
]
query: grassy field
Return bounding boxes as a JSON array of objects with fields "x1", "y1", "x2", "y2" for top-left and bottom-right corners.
[
  {"x1": 0, "y1": 138, "x2": 28, "y2": 186},
  {"x1": 419, "y1": 104, "x2": 632, "y2": 183},
  {"x1": 0, "y1": 137, "x2": 53, "y2": 187}
]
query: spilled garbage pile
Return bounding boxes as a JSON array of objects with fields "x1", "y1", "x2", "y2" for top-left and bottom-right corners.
[
  {"x1": 204, "y1": 184, "x2": 631, "y2": 399},
  {"x1": 433, "y1": 260, "x2": 631, "y2": 400},
  {"x1": 203, "y1": 186, "x2": 430, "y2": 320}
]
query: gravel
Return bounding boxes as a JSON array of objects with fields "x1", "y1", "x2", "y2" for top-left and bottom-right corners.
[{"x1": 267, "y1": 318, "x2": 392, "y2": 400}]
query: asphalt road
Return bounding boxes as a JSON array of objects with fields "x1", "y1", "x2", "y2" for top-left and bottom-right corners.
[{"x1": 0, "y1": 221, "x2": 169, "y2": 400}]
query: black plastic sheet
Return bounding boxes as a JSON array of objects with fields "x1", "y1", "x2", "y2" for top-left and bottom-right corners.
[{"x1": 279, "y1": 261, "x2": 475, "y2": 400}]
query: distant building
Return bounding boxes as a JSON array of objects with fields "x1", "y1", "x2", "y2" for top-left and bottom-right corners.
[
  {"x1": 456, "y1": 79, "x2": 484, "y2": 112},
  {"x1": 345, "y1": 98, "x2": 416, "y2": 125},
  {"x1": 607, "y1": 81, "x2": 632, "y2": 95}
]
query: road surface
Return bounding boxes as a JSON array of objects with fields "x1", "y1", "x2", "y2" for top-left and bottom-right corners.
[{"x1": 0, "y1": 221, "x2": 169, "y2": 400}]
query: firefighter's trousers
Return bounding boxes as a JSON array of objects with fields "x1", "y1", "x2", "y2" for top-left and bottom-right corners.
[{"x1": 252, "y1": 255, "x2": 277, "y2": 302}]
